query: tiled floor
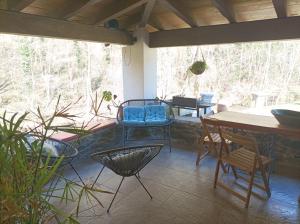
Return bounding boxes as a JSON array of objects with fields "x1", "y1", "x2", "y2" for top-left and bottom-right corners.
[{"x1": 60, "y1": 146, "x2": 300, "y2": 224}]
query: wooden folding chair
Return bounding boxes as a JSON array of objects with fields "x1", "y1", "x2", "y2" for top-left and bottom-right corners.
[
  {"x1": 196, "y1": 114, "x2": 229, "y2": 174},
  {"x1": 214, "y1": 126, "x2": 272, "y2": 208}
]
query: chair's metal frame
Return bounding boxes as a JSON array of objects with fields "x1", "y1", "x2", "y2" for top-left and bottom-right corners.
[
  {"x1": 91, "y1": 144, "x2": 163, "y2": 212},
  {"x1": 117, "y1": 99, "x2": 174, "y2": 152}
]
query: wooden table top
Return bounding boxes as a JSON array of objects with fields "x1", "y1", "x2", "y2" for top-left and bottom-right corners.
[{"x1": 206, "y1": 111, "x2": 300, "y2": 138}]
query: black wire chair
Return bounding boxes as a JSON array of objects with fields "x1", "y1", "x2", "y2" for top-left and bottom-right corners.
[
  {"x1": 25, "y1": 136, "x2": 87, "y2": 185},
  {"x1": 91, "y1": 144, "x2": 164, "y2": 212}
]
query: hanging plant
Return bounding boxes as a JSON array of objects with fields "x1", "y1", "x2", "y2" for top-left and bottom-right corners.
[
  {"x1": 189, "y1": 60, "x2": 207, "y2": 75},
  {"x1": 189, "y1": 48, "x2": 208, "y2": 75}
]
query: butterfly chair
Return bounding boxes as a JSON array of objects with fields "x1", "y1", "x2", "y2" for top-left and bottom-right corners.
[
  {"x1": 196, "y1": 114, "x2": 229, "y2": 173},
  {"x1": 213, "y1": 125, "x2": 272, "y2": 208},
  {"x1": 91, "y1": 144, "x2": 163, "y2": 212}
]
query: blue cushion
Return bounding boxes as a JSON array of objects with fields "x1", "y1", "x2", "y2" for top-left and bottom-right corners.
[
  {"x1": 145, "y1": 105, "x2": 167, "y2": 123},
  {"x1": 123, "y1": 106, "x2": 145, "y2": 124}
]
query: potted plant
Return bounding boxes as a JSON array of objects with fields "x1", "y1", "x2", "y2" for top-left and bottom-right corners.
[{"x1": 189, "y1": 60, "x2": 208, "y2": 75}]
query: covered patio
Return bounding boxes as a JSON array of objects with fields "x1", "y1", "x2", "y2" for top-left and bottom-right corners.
[
  {"x1": 0, "y1": 0, "x2": 300, "y2": 223},
  {"x1": 62, "y1": 146, "x2": 300, "y2": 224}
]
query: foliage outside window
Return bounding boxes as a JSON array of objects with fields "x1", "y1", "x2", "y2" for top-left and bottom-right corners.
[
  {"x1": 0, "y1": 34, "x2": 123, "y2": 122},
  {"x1": 158, "y1": 41, "x2": 300, "y2": 108}
]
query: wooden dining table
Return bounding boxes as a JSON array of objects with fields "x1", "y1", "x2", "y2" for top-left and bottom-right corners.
[
  {"x1": 198, "y1": 111, "x2": 300, "y2": 163},
  {"x1": 205, "y1": 111, "x2": 300, "y2": 138}
]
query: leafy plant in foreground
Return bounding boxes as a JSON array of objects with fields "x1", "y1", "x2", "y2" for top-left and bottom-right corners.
[{"x1": 0, "y1": 96, "x2": 112, "y2": 223}]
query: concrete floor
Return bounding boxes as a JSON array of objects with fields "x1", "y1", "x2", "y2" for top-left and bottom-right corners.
[{"x1": 60, "y1": 146, "x2": 300, "y2": 224}]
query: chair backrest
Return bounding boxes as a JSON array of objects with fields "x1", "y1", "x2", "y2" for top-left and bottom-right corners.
[
  {"x1": 201, "y1": 116, "x2": 260, "y2": 156},
  {"x1": 172, "y1": 96, "x2": 197, "y2": 108},
  {"x1": 220, "y1": 129, "x2": 257, "y2": 152},
  {"x1": 117, "y1": 99, "x2": 174, "y2": 123},
  {"x1": 200, "y1": 112, "x2": 218, "y2": 142}
]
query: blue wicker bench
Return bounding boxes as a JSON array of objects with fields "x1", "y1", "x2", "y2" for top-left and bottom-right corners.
[{"x1": 117, "y1": 99, "x2": 174, "y2": 151}]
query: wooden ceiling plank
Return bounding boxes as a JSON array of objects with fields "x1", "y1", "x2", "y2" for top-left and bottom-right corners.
[
  {"x1": 212, "y1": 0, "x2": 236, "y2": 23},
  {"x1": 147, "y1": 23, "x2": 159, "y2": 31},
  {"x1": 10, "y1": 0, "x2": 35, "y2": 11},
  {"x1": 272, "y1": 0, "x2": 287, "y2": 18},
  {"x1": 122, "y1": 12, "x2": 142, "y2": 29},
  {"x1": 149, "y1": 16, "x2": 300, "y2": 47},
  {"x1": 139, "y1": 0, "x2": 156, "y2": 27},
  {"x1": 64, "y1": 0, "x2": 105, "y2": 20},
  {"x1": 0, "y1": 9, "x2": 133, "y2": 45},
  {"x1": 95, "y1": 0, "x2": 148, "y2": 25},
  {"x1": 160, "y1": 0, "x2": 196, "y2": 27},
  {"x1": 0, "y1": 0, "x2": 8, "y2": 9},
  {"x1": 148, "y1": 20, "x2": 163, "y2": 31}
]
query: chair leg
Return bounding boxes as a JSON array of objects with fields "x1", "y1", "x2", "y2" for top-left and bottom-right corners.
[
  {"x1": 107, "y1": 176, "x2": 124, "y2": 213},
  {"x1": 135, "y1": 174, "x2": 152, "y2": 199},
  {"x1": 168, "y1": 125, "x2": 172, "y2": 152},
  {"x1": 220, "y1": 162, "x2": 228, "y2": 174},
  {"x1": 231, "y1": 165, "x2": 238, "y2": 179},
  {"x1": 245, "y1": 171, "x2": 255, "y2": 208},
  {"x1": 122, "y1": 126, "x2": 126, "y2": 147},
  {"x1": 69, "y1": 162, "x2": 86, "y2": 186},
  {"x1": 214, "y1": 159, "x2": 221, "y2": 188},
  {"x1": 261, "y1": 167, "x2": 271, "y2": 198},
  {"x1": 91, "y1": 165, "x2": 105, "y2": 189}
]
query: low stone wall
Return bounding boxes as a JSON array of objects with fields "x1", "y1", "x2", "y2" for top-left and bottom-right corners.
[{"x1": 69, "y1": 117, "x2": 300, "y2": 178}]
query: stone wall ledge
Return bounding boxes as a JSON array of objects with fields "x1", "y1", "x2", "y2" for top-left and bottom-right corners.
[
  {"x1": 51, "y1": 118, "x2": 117, "y2": 142},
  {"x1": 53, "y1": 116, "x2": 299, "y2": 179}
]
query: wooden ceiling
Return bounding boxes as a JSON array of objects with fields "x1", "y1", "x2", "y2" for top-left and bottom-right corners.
[{"x1": 1, "y1": 0, "x2": 300, "y2": 46}]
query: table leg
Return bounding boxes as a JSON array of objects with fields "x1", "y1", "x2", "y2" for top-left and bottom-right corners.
[
  {"x1": 204, "y1": 107, "x2": 207, "y2": 115},
  {"x1": 197, "y1": 107, "x2": 200, "y2": 117}
]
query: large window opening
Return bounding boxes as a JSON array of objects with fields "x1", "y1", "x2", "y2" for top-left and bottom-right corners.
[
  {"x1": 158, "y1": 40, "x2": 300, "y2": 115},
  {"x1": 0, "y1": 34, "x2": 123, "y2": 123}
]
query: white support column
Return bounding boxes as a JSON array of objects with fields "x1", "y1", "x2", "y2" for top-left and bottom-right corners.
[{"x1": 122, "y1": 28, "x2": 157, "y2": 100}]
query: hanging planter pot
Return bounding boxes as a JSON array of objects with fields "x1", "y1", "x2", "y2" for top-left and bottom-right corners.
[
  {"x1": 189, "y1": 60, "x2": 207, "y2": 75},
  {"x1": 189, "y1": 47, "x2": 208, "y2": 75}
]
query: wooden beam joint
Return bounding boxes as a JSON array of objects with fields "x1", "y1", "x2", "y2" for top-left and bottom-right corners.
[
  {"x1": 95, "y1": 0, "x2": 148, "y2": 26},
  {"x1": 139, "y1": 0, "x2": 156, "y2": 28},
  {"x1": 272, "y1": 0, "x2": 287, "y2": 18},
  {"x1": 160, "y1": 0, "x2": 196, "y2": 27},
  {"x1": 212, "y1": 0, "x2": 236, "y2": 23}
]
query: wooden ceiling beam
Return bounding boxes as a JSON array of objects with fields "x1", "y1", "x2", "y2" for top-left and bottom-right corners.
[
  {"x1": 149, "y1": 16, "x2": 300, "y2": 47},
  {"x1": 272, "y1": 0, "x2": 287, "y2": 18},
  {"x1": 0, "y1": 10, "x2": 133, "y2": 45},
  {"x1": 9, "y1": 0, "x2": 35, "y2": 11},
  {"x1": 160, "y1": 0, "x2": 196, "y2": 27},
  {"x1": 212, "y1": 0, "x2": 236, "y2": 23},
  {"x1": 139, "y1": 0, "x2": 156, "y2": 28},
  {"x1": 95, "y1": 0, "x2": 148, "y2": 25},
  {"x1": 64, "y1": 0, "x2": 105, "y2": 20}
]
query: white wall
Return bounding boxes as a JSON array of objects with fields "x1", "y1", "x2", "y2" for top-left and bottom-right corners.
[{"x1": 122, "y1": 29, "x2": 157, "y2": 101}]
